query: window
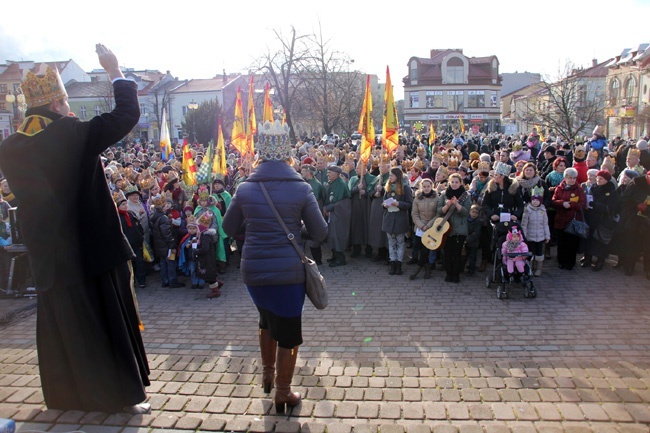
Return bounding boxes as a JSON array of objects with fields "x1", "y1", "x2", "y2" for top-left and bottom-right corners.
[
  {"x1": 624, "y1": 77, "x2": 636, "y2": 100},
  {"x1": 578, "y1": 85, "x2": 587, "y2": 107},
  {"x1": 182, "y1": 106, "x2": 189, "y2": 115},
  {"x1": 410, "y1": 92, "x2": 419, "y2": 108},
  {"x1": 140, "y1": 103, "x2": 147, "y2": 115},
  {"x1": 491, "y1": 91, "x2": 498, "y2": 107},
  {"x1": 410, "y1": 61, "x2": 418, "y2": 82},
  {"x1": 468, "y1": 91, "x2": 485, "y2": 108},
  {"x1": 95, "y1": 105, "x2": 101, "y2": 116},
  {"x1": 0, "y1": 84, "x2": 6, "y2": 94},
  {"x1": 446, "y1": 67, "x2": 464, "y2": 84},
  {"x1": 0, "y1": 102, "x2": 5, "y2": 111},
  {"x1": 426, "y1": 91, "x2": 443, "y2": 108},
  {"x1": 609, "y1": 79, "x2": 620, "y2": 105},
  {"x1": 80, "y1": 106, "x2": 87, "y2": 119},
  {"x1": 447, "y1": 91, "x2": 464, "y2": 111}
]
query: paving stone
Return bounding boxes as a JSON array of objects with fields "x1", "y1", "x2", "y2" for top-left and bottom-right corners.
[
  {"x1": 556, "y1": 403, "x2": 586, "y2": 421},
  {"x1": 379, "y1": 425, "x2": 405, "y2": 433},
  {"x1": 313, "y1": 401, "x2": 336, "y2": 418},
  {"x1": 336, "y1": 402, "x2": 358, "y2": 418},
  {"x1": 491, "y1": 403, "x2": 516, "y2": 420},
  {"x1": 175, "y1": 417, "x2": 203, "y2": 430},
  {"x1": 224, "y1": 418, "x2": 251, "y2": 432},
  {"x1": 327, "y1": 423, "x2": 354, "y2": 433}
]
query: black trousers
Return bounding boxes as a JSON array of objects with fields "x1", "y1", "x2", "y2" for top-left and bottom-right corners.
[
  {"x1": 444, "y1": 235, "x2": 466, "y2": 278},
  {"x1": 557, "y1": 229, "x2": 580, "y2": 268}
]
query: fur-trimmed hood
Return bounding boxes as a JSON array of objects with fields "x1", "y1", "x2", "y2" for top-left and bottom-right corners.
[{"x1": 486, "y1": 176, "x2": 519, "y2": 195}]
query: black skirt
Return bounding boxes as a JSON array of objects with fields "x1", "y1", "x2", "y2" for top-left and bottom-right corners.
[{"x1": 37, "y1": 261, "x2": 150, "y2": 412}]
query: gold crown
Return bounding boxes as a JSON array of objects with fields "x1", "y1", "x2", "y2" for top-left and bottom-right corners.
[
  {"x1": 346, "y1": 152, "x2": 356, "y2": 161},
  {"x1": 416, "y1": 147, "x2": 426, "y2": 156},
  {"x1": 628, "y1": 148, "x2": 640, "y2": 158},
  {"x1": 432, "y1": 153, "x2": 444, "y2": 163},
  {"x1": 197, "y1": 211, "x2": 214, "y2": 226},
  {"x1": 380, "y1": 153, "x2": 391, "y2": 165},
  {"x1": 150, "y1": 194, "x2": 166, "y2": 208},
  {"x1": 447, "y1": 156, "x2": 459, "y2": 169},
  {"x1": 123, "y1": 182, "x2": 140, "y2": 196},
  {"x1": 138, "y1": 172, "x2": 156, "y2": 190},
  {"x1": 186, "y1": 215, "x2": 198, "y2": 227},
  {"x1": 21, "y1": 66, "x2": 68, "y2": 108},
  {"x1": 436, "y1": 165, "x2": 449, "y2": 178},
  {"x1": 402, "y1": 159, "x2": 414, "y2": 170},
  {"x1": 587, "y1": 150, "x2": 599, "y2": 160},
  {"x1": 414, "y1": 159, "x2": 424, "y2": 171},
  {"x1": 112, "y1": 190, "x2": 127, "y2": 205},
  {"x1": 371, "y1": 155, "x2": 380, "y2": 167},
  {"x1": 477, "y1": 161, "x2": 491, "y2": 173}
]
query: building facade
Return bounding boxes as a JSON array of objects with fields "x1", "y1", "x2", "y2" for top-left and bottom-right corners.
[{"x1": 402, "y1": 49, "x2": 502, "y2": 137}]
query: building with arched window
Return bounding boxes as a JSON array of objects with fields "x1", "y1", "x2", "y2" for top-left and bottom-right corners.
[
  {"x1": 605, "y1": 43, "x2": 650, "y2": 138},
  {"x1": 403, "y1": 49, "x2": 502, "y2": 137}
]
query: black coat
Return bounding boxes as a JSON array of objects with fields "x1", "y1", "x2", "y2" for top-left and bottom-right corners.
[
  {"x1": 0, "y1": 80, "x2": 139, "y2": 291},
  {"x1": 150, "y1": 208, "x2": 176, "y2": 258}
]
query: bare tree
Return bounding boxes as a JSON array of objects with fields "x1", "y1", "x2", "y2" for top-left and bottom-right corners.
[
  {"x1": 181, "y1": 99, "x2": 222, "y2": 145},
  {"x1": 255, "y1": 26, "x2": 311, "y2": 142},
  {"x1": 525, "y1": 61, "x2": 605, "y2": 141}
]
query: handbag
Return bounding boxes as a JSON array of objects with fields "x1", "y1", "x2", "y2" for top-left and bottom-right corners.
[
  {"x1": 143, "y1": 241, "x2": 154, "y2": 263},
  {"x1": 565, "y1": 207, "x2": 589, "y2": 239},
  {"x1": 593, "y1": 208, "x2": 615, "y2": 245},
  {"x1": 259, "y1": 182, "x2": 328, "y2": 310}
]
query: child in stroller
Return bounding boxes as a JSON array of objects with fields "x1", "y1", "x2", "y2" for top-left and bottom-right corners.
[{"x1": 501, "y1": 227, "x2": 529, "y2": 282}]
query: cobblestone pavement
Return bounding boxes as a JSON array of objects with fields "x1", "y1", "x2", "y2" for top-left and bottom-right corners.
[{"x1": 1, "y1": 252, "x2": 650, "y2": 433}]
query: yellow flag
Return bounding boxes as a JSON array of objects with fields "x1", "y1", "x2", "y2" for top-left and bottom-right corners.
[
  {"x1": 181, "y1": 138, "x2": 196, "y2": 185},
  {"x1": 458, "y1": 112, "x2": 465, "y2": 133},
  {"x1": 230, "y1": 87, "x2": 247, "y2": 156},
  {"x1": 429, "y1": 121, "x2": 436, "y2": 144},
  {"x1": 263, "y1": 82, "x2": 274, "y2": 123},
  {"x1": 213, "y1": 118, "x2": 227, "y2": 176},
  {"x1": 358, "y1": 75, "x2": 375, "y2": 164},
  {"x1": 281, "y1": 108, "x2": 286, "y2": 125},
  {"x1": 382, "y1": 66, "x2": 399, "y2": 154},
  {"x1": 534, "y1": 124, "x2": 545, "y2": 142},
  {"x1": 246, "y1": 77, "x2": 257, "y2": 156}
]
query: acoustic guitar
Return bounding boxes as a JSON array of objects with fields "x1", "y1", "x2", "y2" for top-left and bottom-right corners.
[{"x1": 422, "y1": 192, "x2": 467, "y2": 250}]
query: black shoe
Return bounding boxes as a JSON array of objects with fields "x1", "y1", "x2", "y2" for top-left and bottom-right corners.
[
  {"x1": 388, "y1": 261, "x2": 396, "y2": 275},
  {"x1": 138, "y1": 283, "x2": 147, "y2": 288},
  {"x1": 444, "y1": 276, "x2": 451, "y2": 282},
  {"x1": 565, "y1": 266, "x2": 573, "y2": 271},
  {"x1": 558, "y1": 264, "x2": 565, "y2": 269},
  {"x1": 162, "y1": 283, "x2": 169, "y2": 287},
  {"x1": 452, "y1": 276, "x2": 460, "y2": 283},
  {"x1": 465, "y1": 269, "x2": 475, "y2": 276},
  {"x1": 394, "y1": 262, "x2": 403, "y2": 275},
  {"x1": 593, "y1": 260, "x2": 604, "y2": 272},
  {"x1": 169, "y1": 282, "x2": 186, "y2": 288}
]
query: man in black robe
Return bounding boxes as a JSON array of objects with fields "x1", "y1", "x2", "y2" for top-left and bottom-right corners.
[{"x1": 0, "y1": 44, "x2": 150, "y2": 414}]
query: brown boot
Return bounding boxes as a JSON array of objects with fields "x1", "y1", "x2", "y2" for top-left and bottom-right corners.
[
  {"x1": 275, "y1": 346, "x2": 301, "y2": 414},
  {"x1": 206, "y1": 281, "x2": 222, "y2": 298},
  {"x1": 259, "y1": 328, "x2": 277, "y2": 393}
]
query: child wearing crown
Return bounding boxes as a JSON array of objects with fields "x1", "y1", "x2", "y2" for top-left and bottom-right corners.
[
  {"x1": 178, "y1": 215, "x2": 203, "y2": 289},
  {"x1": 521, "y1": 186, "x2": 550, "y2": 276},
  {"x1": 194, "y1": 211, "x2": 224, "y2": 298},
  {"x1": 501, "y1": 227, "x2": 529, "y2": 275}
]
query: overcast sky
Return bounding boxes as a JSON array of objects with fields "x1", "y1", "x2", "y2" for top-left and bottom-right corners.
[{"x1": 2, "y1": 0, "x2": 649, "y2": 100}]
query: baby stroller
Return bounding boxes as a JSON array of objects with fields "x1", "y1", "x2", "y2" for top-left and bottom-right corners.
[{"x1": 485, "y1": 221, "x2": 537, "y2": 300}]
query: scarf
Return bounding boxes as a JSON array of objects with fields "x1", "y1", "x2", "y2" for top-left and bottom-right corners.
[
  {"x1": 409, "y1": 173, "x2": 420, "y2": 183},
  {"x1": 118, "y1": 209, "x2": 132, "y2": 227},
  {"x1": 445, "y1": 185, "x2": 465, "y2": 200},
  {"x1": 517, "y1": 175, "x2": 540, "y2": 192}
]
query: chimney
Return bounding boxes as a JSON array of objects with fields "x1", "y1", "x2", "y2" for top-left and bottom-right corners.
[
  {"x1": 166, "y1": 70, "x2": 170, "y2": 75},
  {"x1": 223, "y1": 69, "x2": 227, "y2": 84},
  {"x1": 592, "y1": 59, "x2": 598, "y2": 67}
]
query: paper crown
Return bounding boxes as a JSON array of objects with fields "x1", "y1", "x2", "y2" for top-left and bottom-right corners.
[
  {"x1": 628, "y1": 148, "x2": 640, "y2": 158},
  {"x1": 414, "y1": 159, "x2": 424, "y2": 171},
  {"x1": 531, "y1": 186, "x2": 544, "y2": 199},
  {"x1": 123, "y1": 182, "x2": 140, "y2": 196},
  {"x1": 402, "y1": 159, "x2": 414, "y2": 170},
  {"x1": 495, "y1": 161, "x2": 512, "y2": 177},
  {"x1": 112, "y1": 190, "x2": 127, "y2": 206},
  {"x1": 380, "y1": 153, "x2": 391, "y2": 165},
  {"x1": 574, "y1": 145, "x2": 586, "y2": 159},
  {"x1": 346, "y1": 152, "x2": 356, "y2": 162},
  {"x1": 186, "y1": 215, "x2": 199, "y2": 228},
  {"x1": 436, "y1": 165, "x2": 449, "y2": 178},
  {"x1": 587, "y1": 150, "x2": 599, "y2": 160},
  {"x1": 21, "y1": 66, "x2": 68, "y2": 108},
  {"x1": 432, "y1": 153, "x2": 444, "y2": 163},
  {"x1": 197, "y1": 210, "x2": 214, "y2": 227},
  {"x1": 198, "y1": 187, "x2": 211, "y2": 200},
  {"x1": 447, "y1": 156, "x2": 459, "y2": 169},
  {"x1": 477, "y1": 161, "x2": 491, "y2": 173},
  {"x1": 257, "y1": 120, "x2": 292, "y2": 162},
  {"x1": 150, "y1": 194, "x2": 166, "y2": 208},
  {"x1": 138, "y1": 172, "x2": 156, "y2": 190}
]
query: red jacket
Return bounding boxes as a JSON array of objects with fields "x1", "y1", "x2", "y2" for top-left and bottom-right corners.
[
  {"x1": 551, "y1": 180, "x2": 586, "y2": 229},
  {"x1": 573, "y1": 160, "x2": 588, "y2": 184}
]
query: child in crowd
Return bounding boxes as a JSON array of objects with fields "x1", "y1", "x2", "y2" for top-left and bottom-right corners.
[
  {"x1": 463, "y1": 204, "x2": 482, "y2": 275},
  {"x1": 114, "y1": 191, "x2": 146, "y2": 288},
  {"x1": 502, "y1": 227, "x2": 529, "y2": 276},
  {"x1": 195, "y1": 211, "x2": 224, "y2": 299},
  {"x1": 178, "y1": 215, "x2": 203, "y2": 289},
  {"x1": 521, "y1": 186, "x2": 550, "y2": 276}
]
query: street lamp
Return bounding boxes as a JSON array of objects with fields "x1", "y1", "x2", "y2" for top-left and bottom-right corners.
[
  {"x1": 5, "y1": 91, "x2": 27, "y2": 133},
  {"x1": 187, "y1": 100, "x2": 198, "y2": 143}
]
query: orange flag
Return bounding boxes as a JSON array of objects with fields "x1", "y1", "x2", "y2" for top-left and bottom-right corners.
[
  {"x1": 281, "y1": 108, "x2": 286, "y2": 125},
  {"x1": 263, "y1": 82, "x2": 274, "y2": 123},
  {"x1": 382, "y1": 66, "x2": 399, "y2": 154},
  {"x1": 245, "y1": 77, "x2": 257, "y2": 156},
  {"x1": 458, "y1": 112, "x2": 465, "y2": 133},
  {"x1": 358, "y1": 75, "x2": 375, "y2": 164},
  {"x1": 230, "y1": 86, "x2": 247, "y2": 156},
  {"x1": 429, "y1": 121, "x2": 436, "y2": 143},
  {"x1": 181, "y1": 138, "x2": 196, "y2": 185}
]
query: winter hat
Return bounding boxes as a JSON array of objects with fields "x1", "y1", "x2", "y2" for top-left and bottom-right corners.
[
  {"x1": 636, "y1": 139, "x2": 648, "y2": 151},
  {"x1": 595, "y1": 170, "x2": 611, "y2": 182},
  {"x1": 587, "y1": 168, "x2": 599, "y2": 178},
  {"x1": 544, "y1": 146, "x2": 556, "y2": 156},
  {"x1": 531, "y1": 186, "x2": 544, "y2": 201},
  {"x1": 506, "y1": 226, "x2": 522, "y2": 242},
  {"x1": 623, "y1": 169, "x2": 640, "y2": 180}
]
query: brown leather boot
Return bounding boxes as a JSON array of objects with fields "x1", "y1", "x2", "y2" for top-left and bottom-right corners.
[
  {"x1": 206, "y1": 281, "x2": 222, "y2": 298},
  {"x1": 259, "y1": 328, "x2": 277, "y2": 393},
  {"x1": 275, "y1": 346, "x2": 301, "y2": 414}
]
